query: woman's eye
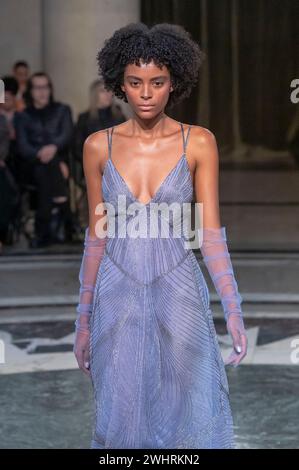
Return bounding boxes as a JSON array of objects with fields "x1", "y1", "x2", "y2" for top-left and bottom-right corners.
[{"x1": 129, "y1": 81, "x2": 163, "y2": 87}]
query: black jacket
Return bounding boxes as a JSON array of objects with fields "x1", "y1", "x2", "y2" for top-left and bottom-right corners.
[
  {"x1": 0, "y1": 114, "x2": 9, "y2": 161},
  {"x1": 15, "y1": 101, "x2": 73, "y2": 162},
  {"x1": 73, "y1": 105, "x2": 126, "y2": 163}
]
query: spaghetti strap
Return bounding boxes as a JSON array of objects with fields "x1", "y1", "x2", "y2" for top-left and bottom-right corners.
[
  {"x1": 106, "y1": 127, "x2": 115, "y2": 160},
  {"x1": 180, "y1": 123, "x2": 192, "y2": 154}
]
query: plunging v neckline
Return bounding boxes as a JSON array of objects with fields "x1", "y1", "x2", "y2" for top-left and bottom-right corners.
[{"x1": 105, "y1": 152, "x2": 187, "y2": 206}]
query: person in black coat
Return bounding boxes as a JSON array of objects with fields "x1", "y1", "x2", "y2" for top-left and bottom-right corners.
[
  {"x1": 73, "y1": 78, "x2": 127, "y2": 181},
  {"x1": 15, "y1": 72, "x2": 74, "y2": 247},
  {"x1": 0, "y1": 114, "x2": 19, "y2": 251}
]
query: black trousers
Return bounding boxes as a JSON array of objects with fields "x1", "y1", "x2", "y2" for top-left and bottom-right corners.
[{"x1": 33, "y1": 156, "x2": 68, "y2": 240}]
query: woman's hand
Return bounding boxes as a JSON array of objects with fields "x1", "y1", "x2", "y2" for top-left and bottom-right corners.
[
  {"x1": 73, "y1": 330, "x2": 91, "y2": 376},
  {"x1": 37, "y1": 144, "x2": 58, "y2": 163},
  {"x1": 224, "y1": 313, "x2": 248, "y2": 367},
  {"x1": 59, "y1": 160, "x2": 69, "y2": 179}
]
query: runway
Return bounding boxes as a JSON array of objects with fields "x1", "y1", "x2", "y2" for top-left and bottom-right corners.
[{"x1": 0, "y1": 250, "x2": 298, "y2": 448}]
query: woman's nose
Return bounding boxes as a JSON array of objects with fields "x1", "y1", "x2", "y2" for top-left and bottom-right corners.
[{"x1": 140, "y1": 85, "x2": 152, "y2": 99}]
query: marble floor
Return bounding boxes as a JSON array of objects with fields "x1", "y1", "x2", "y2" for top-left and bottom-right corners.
[
  {"x1": 0, "y1": 314, "x2": 298, "y2": 449},
  {"x1": 0, "y1": 363, "x2": 297, "y2": 449}
]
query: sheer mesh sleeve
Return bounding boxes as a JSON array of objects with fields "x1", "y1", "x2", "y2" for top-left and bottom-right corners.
[
  {"x1": 199, "y1": 226, "x2": 243, "y2": 323},
  {"x1": 75, "y1": 227, "x2": 107, "y2": 334}
]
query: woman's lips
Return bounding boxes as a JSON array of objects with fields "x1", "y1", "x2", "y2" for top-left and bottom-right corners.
[{"x1": 138, "y1": 104, "x2": 154, "y2": 109}]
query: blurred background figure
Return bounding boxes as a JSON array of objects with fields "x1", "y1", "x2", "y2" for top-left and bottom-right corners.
[
  {"x1": 73, "y1": 78, "x2": 127, "y2": 182},
  {"x1": 0, "y1": 114, "x2": 19, "y2": 254},
  {"x1": 0, "y1": 76, "x2": 18, "y2": 159},
  {"x1": 0, "y1": 75, "x2": 28, "y2": 194},
  {"x1": 12, "y1": 60, "x2": 30, "y2": 112},
  {"x1": 15, "y1": 72, "x2": 76, "y2": 248}
]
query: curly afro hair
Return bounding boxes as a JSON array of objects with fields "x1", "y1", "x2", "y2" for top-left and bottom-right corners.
[{"x1": 97, "y1": 22, "x2": 205, "y2": 109}]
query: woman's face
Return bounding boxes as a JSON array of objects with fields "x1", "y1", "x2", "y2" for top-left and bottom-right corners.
[
  {"x1": 31, "y1": 76, "x2": 51, "y2": 108},
  {"x1": 14, "y1": 65, "x2": 29, "y2": 86},
  {"x1": 121, "y1": 60, "x2": 173, "y2": 118}
]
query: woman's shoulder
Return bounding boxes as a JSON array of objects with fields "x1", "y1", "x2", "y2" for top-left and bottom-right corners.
[
  {"x1": 185, "y1": 123, "x2": 216, "y2": 141},
  {"x1": 84, "y1": 126, "x2": 112, "y2": 148},
  {"x1": 85, "y1": 121, "x2": 216, "y2": 151},
  {"x1": 82, "y1": 125, "x2": 121, "y2": 169},
  {"x1": 185, "y1": 124, "x2": 218, "y2": 166}
]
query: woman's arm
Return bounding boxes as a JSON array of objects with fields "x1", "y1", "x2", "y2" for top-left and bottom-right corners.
[
  {"x1": 51, "y1": 104, "x2": 74, "y2": 156},
  {"x1": 82, "y1": 132, "x2": 108, "y2": 239},
  {"x1": 193, "y1": 128, "x2": 221, "y2": 229},
  {"x1": 74, "y1": 131, "x2": 108, "y2": 375},
  {"x1": 192, "y1": 127, "x2": 247, "y2": 367},
  {"x1": 14, "y1": 112, "x2": 41, "y2": 161}
]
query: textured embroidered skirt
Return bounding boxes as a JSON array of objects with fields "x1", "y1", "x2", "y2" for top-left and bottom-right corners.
[{"x1": 89, "y1": 241, "x2": 235, "y2": 449}]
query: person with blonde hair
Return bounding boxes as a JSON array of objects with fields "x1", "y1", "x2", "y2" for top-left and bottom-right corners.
[{"x1": 73, "y1": 78, "x2": 127, "y2": 176}]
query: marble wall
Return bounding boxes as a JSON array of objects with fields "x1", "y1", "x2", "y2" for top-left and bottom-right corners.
[
  {"x1": 0, "y1": 0, "x2": 42, "y2": 74},
  {"x1": 0, "y1": 0, "x2": 139, "y2": 117}
]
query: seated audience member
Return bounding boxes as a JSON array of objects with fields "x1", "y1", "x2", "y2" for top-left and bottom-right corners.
[
  {"x1": 12, "y1": 60, "x2": 30, "y2": 112},
  {"x1": 15, "y1": 72, "x2": 75, "y2": 248}
]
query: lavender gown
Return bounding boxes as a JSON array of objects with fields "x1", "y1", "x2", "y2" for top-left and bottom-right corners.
[{"x1": 89, "y1": 123, "x2": 235, "y2": 449}]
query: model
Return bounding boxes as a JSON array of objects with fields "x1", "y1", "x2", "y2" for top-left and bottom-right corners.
[{"x1": 73, "y1": 22, "x2": 248, "y2": 449}]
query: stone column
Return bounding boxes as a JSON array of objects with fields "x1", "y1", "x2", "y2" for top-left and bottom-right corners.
[{"x1": 42, "y1": 0, "x2": 139, "y2": 118}]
